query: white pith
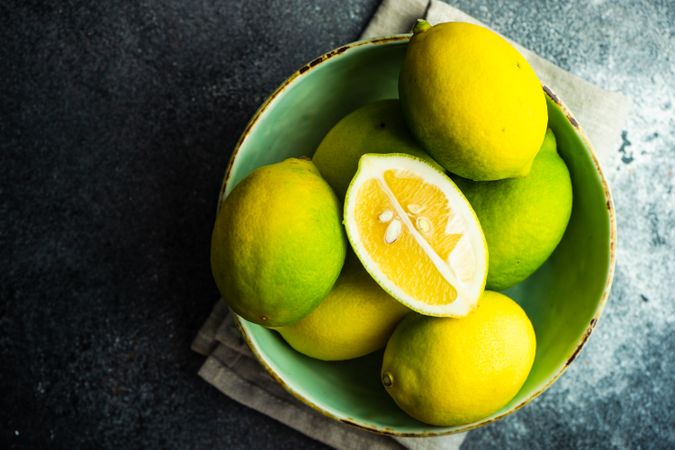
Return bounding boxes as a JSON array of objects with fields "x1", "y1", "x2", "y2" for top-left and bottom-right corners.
[{"x1": 345, "y1": 154, "x2": 488, "y2": 317}]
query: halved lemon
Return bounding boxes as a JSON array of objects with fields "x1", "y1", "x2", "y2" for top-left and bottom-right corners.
[{"x1": 344, "y1": 153, "x2": 488, "y2": 317}]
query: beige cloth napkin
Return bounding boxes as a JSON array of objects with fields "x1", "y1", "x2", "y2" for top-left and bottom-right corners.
[{"x1": 192, "y1": 1, "x2": 630, "y2": 449}]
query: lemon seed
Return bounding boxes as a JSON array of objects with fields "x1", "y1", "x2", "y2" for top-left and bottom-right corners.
[
  {"x1": 378, "y1": 210, "x2": 394, "y2": 223},
  {"x1": 385, "y1": 219, "x2": 402, "y2": 244},
  {"x1": 416, "y1": 217, "x2": 431, "y2": 233}
]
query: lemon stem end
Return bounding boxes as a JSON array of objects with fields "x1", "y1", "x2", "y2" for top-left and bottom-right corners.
[{"x1": 412, "y1": 19, "x2": 431, "y2": 35}]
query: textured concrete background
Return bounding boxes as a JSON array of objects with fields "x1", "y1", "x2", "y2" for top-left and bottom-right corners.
[{"x1": 1, "y1": 0, "x2": 673, "y2": 449}]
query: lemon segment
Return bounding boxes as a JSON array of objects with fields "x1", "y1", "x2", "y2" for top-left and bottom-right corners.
[{"x1": 344, "y1": 153, "x2": 488, "y2": 317}]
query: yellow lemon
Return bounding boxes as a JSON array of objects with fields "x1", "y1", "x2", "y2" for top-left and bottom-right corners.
[
  {"x1": 211, "y1": 158, "x2": 346, "y2": 327},
  {"x1": 276, "y1": 256, "x2": 409, "y2": 361},
  {"x1": 344, "y1": 153, "x2": 487, "y2": 317},
  {"x1": 381, "y1": 291, "x2": 536, "y2": 426},
  {"x1": 313, "y1": 99, "x2": 440, "y2": 198},
  {"x1": 399, "y1": 20, "x2": 547, "y2": 181}
]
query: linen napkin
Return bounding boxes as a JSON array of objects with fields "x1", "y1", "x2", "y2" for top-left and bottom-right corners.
[{"x1": 192, "y1": 1, "x2": 630, "y2": 449}]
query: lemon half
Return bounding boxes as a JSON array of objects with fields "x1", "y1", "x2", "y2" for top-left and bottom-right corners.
[{"x1": 344, "y1": 153, "x2": 488, "y2": 317}]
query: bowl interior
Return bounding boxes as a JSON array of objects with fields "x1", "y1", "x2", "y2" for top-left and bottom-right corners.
[{"x1": 224, "y1": 38, "x2": 613, "y2": 435}]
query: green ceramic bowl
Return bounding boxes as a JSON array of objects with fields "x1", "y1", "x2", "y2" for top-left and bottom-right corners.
[{"x1": 217, "y1": 36, "x2": 616, "y2": 436}]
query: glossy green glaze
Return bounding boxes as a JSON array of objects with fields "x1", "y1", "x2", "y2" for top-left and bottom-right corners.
[{"x1": 220, "y1": 37, "x2": 615, "y2": 435}]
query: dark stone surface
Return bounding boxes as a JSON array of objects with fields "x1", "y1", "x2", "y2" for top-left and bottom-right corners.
[
  {"x1": 1, "y1": 0, "x2": 673, "y2": 449},
  {"x1": 0, "y1": 1, "x2": 377, "y2": 449}
]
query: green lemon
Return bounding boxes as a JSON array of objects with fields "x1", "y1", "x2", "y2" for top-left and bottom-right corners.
[
  {"x1": 454, "y1": 129, "x2": 572, "y2": 290},
  {"x1": 276, "y1": 255, "x2": 409, "y2": 361},
  {"x1": 381, "y1": 291, "x2": 536, "y2": 426},
  {"x1": 312, "y1": 99, "x2": 439, "y2": 198},
  {"x1": 210, "y1": 158, "x2": 346, "y2": 327},
  {"x1": 399, "y1": 20, "x2": 548, "y2": 181}
]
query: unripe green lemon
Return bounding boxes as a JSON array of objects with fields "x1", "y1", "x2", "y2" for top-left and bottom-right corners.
[
  {"x1": 381, "y1": 291, "x2": 536, "y2": 426},
  {"x1": 276, "y1": 256, "x2": 409, "y2": 361},
  {"x1": 399, "y1": 20, "x2": 547, "y2": 181},
  {"x1": 210, "y1": 158, "x2": 346, "y2": 327},
  {"x1": 313, "y1": 99, "x2": 439, "y2": 198},
  {"x1": 454, "y1": 129, "x2": 572, "y2": 290}
]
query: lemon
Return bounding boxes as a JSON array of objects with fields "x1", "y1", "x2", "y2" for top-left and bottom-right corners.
[
  {"x1": 276, "y1": 255, "x2": 409, "y2": 361},
  {"x1": 344, "y1": 153, "x2": 487, "y2": 317},
  {"x1": 454, "y1": 129, "x2": 572, "y2": 289},
  {"x1": 399, "y1": 20, "x2": 547, "y2": 181},
  {"x1": 313, "y1": 99, "x2": 440, "y2": 198},
  {"x1": 210, "y1": 158, "x2": 346, "y2": 327},
  {"x1": 381, "y1": 291, "x2": 536, "y2": 426}
]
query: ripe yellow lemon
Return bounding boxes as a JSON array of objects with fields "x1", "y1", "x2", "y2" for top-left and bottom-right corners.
[
  {"x1": 312, "y1": 99, "x2": 440, "y2": 199},
  {"x1": 211, "y1": 158, "x2": 346, "y2": 327},
  {"x1": 344, "y1": 153, "x2": 487, "y2": 317},
  {"x1": 399, "y1": 20, "x2": 547, "y2": 181},
  {"x1": 276, "y1": 256, "x2": 409, "y2": 361},
  {"x1": 454, "y1": 129, "x2": 573, "y2": 289},
  {"x1": 381, "y1": 291, "x2": 536, "y2": 426}
]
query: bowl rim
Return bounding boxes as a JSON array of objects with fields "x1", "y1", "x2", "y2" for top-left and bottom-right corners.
[{"x1": 218, "y1": 35, "x2": 617, "y2": 437}]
